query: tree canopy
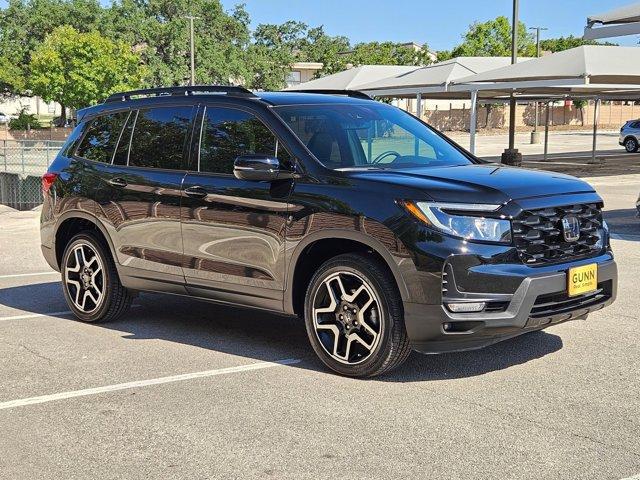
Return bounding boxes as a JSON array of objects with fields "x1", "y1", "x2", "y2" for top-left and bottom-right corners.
[
  {"x1": 29, "y1": 26, "x2": 144, "y2": 120},
  {"x1": 446, "y1": 16, "x2": 536, "y2": 58},
  {"x1": 0, "y1": 1, "x2": 620, "y2": 109}
]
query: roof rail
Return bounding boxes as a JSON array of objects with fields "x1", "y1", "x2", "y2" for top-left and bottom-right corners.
[
  {"x1": 282, "y1": 89, "x2": 372, "y2": 100},
  {"x1": 105, "y1": 85, "x2": 257, "y2": 103}
]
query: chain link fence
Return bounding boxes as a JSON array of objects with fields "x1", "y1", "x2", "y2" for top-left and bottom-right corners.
[{"x1": 0, "y1": 140, "x2": 65, "y2": 210}]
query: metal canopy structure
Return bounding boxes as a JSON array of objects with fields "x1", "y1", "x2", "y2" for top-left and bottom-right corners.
[
  {"x1": 450, "y1": 46, "x2": 640, "y2": 159},
  {"x1": 356, "y1": 57, "x2": 530, "y2": 97},
  {"x1": 584, "y1": 2, "x2": 640, "y2": 40},
  {"x1": 284, "y1": 65, "x2": 416, "y2": 91}
]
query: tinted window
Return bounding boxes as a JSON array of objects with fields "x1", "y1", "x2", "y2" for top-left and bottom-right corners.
[
  {"x1": 275, "y1": 103, "x2": 472, "y2": 170},
  {"x1": 199, "y1": 107, "x2": 289, "y2": 174},
  {"x1": 128, "y1": 106, "x2": 194, "y2": 170},
  {"x1": 76, "y1": 112, "x2": 129, "y2": 163}
]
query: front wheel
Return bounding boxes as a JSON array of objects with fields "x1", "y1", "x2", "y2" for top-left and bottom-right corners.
[
  {"x1": 625, "y1": 137, "x2": 638, "y2": 153},
  {"x1": 61, "y1": 231, "x2": 131, "y2": 323},
  {"x1": 303, "y1": 253, "x2": 411, "y2": 377}
]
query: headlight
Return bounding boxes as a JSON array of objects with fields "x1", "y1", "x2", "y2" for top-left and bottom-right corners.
[{"x1": 401, "y1": 201, "x2": 512, "y2": 244}]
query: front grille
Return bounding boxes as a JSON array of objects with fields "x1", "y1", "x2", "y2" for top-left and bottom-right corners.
[{"x1": 512, "y1": 203, "x2": 603, "y2": 265}]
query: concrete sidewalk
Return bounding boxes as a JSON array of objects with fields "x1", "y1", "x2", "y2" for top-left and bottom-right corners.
[{"x1": 447, "y1": 129, "x2": 625, "y2": 159}]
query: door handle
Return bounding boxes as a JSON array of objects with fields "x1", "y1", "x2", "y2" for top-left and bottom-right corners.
[
  {"x1": 184, "y1": 185, "x2": 208, "y2": 199},
  {"x1": 108, "y1": 177, "x2": 127, "y2": 188}
]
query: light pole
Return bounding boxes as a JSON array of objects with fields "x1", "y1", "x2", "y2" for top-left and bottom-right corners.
[
  {"x1": 502, "y1": 0, "x2": 521, "y2": 165},
  {"x1": 184, "y1": 15, "x2": 199, "y2": 86},
  {"x1": 529, "y1": 26, "x2": 548, "y2": 143}
]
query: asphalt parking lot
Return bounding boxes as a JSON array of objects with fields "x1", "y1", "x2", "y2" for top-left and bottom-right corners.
[{"x1": 0, "y1": 175, "x2": 639, "y2": 480}]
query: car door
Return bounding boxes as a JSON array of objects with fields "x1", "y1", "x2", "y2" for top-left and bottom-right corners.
[
  {"x1": 180, "y1": 104, "x2": 294, "y2": 311},
  {"x1": 94, "y1": 104, "x2": 196, "y2": 293}
]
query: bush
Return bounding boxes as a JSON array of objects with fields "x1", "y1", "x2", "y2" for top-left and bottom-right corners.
[{"x1": 8, "y1": 108, "x2": 41, "y2": 130}]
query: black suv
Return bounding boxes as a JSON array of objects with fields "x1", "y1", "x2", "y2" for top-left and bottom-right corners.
[{"x1": 40, "y1": 86, "x2": 617, "y2": 377}]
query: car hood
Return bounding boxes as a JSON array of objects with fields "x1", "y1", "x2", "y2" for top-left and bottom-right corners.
[{"x1": 349, "y1": 164, "x2": 595, "y2": 204}]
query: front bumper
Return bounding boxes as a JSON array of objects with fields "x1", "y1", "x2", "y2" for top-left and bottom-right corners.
[{"x1": 405, "y1": 258, "x2": 617, "y2": 354}]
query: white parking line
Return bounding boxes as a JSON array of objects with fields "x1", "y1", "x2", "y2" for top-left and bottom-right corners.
[
  {"x1": 0, "y1": 359, "x2": 301, "y2": 411},
  {"x1": 0, "y1": 271, "x2": 58, "y2": 279},
  {"x1": 0, "y1": 311, "x2": 72, "y2": 322}
]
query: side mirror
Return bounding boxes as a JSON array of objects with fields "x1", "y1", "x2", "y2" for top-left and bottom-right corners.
[{"x1": 233, "y1": 155, "x2": 296, "y2": 182}]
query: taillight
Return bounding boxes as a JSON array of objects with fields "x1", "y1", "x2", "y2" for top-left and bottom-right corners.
[{"x1": 42, "y1": 173, "x2": 58, "y2": 195}]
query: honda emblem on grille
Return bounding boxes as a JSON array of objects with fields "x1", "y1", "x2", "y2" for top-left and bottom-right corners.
[{"x1": 561, "y1": 215, "x2": 581, "y2": 242}]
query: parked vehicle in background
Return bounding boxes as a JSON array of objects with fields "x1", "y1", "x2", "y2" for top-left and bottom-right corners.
[
  {"x1": 636, "y1": 191, "x2": 640, "y2": 217},
  {"x1": 620, "y1": 120, "x2": 640, "y2": 153},
  {"x1": 40, "y1": 86, "x2": 617, "y2": 378},
  {"x1": 0, "y1": 112, "x2": 9, "y2": 124}
]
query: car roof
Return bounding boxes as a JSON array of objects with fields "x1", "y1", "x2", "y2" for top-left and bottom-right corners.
[
  {"x1": 78, "y1": 89, "x2": 376, "y2": 122},
  {"x1": 256, "y1": 92, "x2": 374, "y2": 106}
]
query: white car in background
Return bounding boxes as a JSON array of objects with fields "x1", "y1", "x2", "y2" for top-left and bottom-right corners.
[
  {"x1": 0, "y1": 112, "x2": 9, "y2": 124},
  {"x1": 620, "y1": 119, "x2": 640, "y2": 153}
]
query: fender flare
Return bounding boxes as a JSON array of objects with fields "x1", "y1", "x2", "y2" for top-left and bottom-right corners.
[
  {"x1": 53, "y1": 210, "x2": 119, "y2": 269},
  {"x1": 283, "y1": 229, "x2": 412, "y2": 314}
]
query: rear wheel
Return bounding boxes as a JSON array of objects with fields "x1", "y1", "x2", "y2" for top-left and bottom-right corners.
[
  {"x1": 303, "y1": 253, "x2": 411, "y2": 377},
  {"x1": 61, "y1": 231, "x2": 131, "y2": 322},
  {"x1": 624, "y1": 137, "x2": 638, "y2": 153}
]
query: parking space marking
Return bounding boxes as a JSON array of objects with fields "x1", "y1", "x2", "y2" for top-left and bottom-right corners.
[
  {"x1": 0, "y1": 358, "x2": 301, "y2": 411},
  {"x1": 0, "y1": 311, "x2": 72, "y2": 322},
  {"x1": 0, "y1": 271, "x2": 58, "y2": 279}
]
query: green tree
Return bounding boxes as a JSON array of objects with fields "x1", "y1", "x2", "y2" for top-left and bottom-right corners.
[
  {"x1": 29, "y1": 26, "x2": 144, "y2": 122},
  {"x1": 540, "y1": 35, "x2": 617, "y2": 53},
  {"x1": 347, "y1": 41, "x2": 432, "y2": 66},
  {"x1": 0, "y1": 0, "x2": 105, "y2": 95},
  {"x1": 103, "y1": 0, "x2": 251, "y2": 87},
  {"x1": 298, "y1": 26, "x2": 350, "y2": 76},
  {"x1": 450, "y1": 16, "x2": 535, "y2": 58},
  {"x1": 0, "y1": 56, "x2": 25, "y2": 95},
  {"x1": 248, "y1": 21, "x2": 307, "y2": 90}
]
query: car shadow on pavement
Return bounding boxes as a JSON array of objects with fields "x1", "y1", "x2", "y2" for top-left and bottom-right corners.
[
  {"x1": 0, "y1": 281, "x2": 563, "y2": 381},
  {"x1": 604, "y1": 208, "x2": 640, "y2": 240}
]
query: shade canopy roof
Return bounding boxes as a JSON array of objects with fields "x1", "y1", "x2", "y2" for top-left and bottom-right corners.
[
  {"x1": 588, "y1": 2, "x2": 640, "y2": 25},
  {"x1": 453, "y1": 46, "x2": 640, "y2": 86},
  {"x1": 357, "y1": 57, "x2": 530, "y2": 97},
  {"x1": 284, "y1": 65, "x2": 416, "y2": 91},
  {"x1": 584, "y1": 2, "x2": 640, "y2": 39}
]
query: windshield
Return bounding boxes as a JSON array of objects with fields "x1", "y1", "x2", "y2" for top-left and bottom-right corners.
[{"x1": 274, "y1": 103, "x2": 473, "y2": 170}]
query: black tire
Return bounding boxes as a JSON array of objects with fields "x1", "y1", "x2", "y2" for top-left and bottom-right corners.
[
  {"x1": 625, "y1": 137, "x2": 638, "y2": 153},
  {"x1": 61, "y1": 231, "x2": 131, "y2": 323},
  {"x1": 303, "y1": 253, "x2": 411, "y2": 378}
]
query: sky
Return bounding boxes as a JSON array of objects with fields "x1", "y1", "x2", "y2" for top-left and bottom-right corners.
[{"x1": 219, "y1": 0, "x2": 639, "y2": 51}]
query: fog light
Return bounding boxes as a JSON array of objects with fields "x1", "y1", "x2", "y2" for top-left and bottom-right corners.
[{"x1": 446, "y1": 302, "x2": 486, "y2": 313}]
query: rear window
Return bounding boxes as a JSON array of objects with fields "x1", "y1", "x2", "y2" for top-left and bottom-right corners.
[
  {"x1": 75, "y1": 112, "x2": 129, "y2": 163},
  {"x1": 128, "y1": 106, "x2": 194, "y2": 170}
]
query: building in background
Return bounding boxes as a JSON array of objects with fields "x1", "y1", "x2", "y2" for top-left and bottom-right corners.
[
  {"x1": 0, "y1": 96, "x2": 62, "y2": 118},
  {"x1": 286, "y1": 62, "x2": 324, "y2": 87}
]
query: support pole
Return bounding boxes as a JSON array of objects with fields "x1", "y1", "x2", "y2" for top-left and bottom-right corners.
[
  {"x1": 590, "y1": 98, "x2": 601, "y2": 164},
  {"x1": 501, "y1": 0, "x2": 522, "y2": 166},
  {"x1": 469, "y1": 90, "x2": 478, "y2": 155},
  {"x1": 543, "y1": 101, "x2": 550, "y2": 162},
  {"x1": 414, "y1": 93, "x2": 422, "y2": 156},
  {"x1": 185, "y1": 15, "x2": 198, "y2": 86}
]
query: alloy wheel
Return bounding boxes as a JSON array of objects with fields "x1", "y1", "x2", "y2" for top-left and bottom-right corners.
[
  {"x1": 64, "y1": 242, "x2": 105, "y2": 314},
  {"x1": 311, "y1": 271, "x2": 383, "y2": 365},
  {"x1": 626, "y1": 138, "x2": 637, "y2": 152}
]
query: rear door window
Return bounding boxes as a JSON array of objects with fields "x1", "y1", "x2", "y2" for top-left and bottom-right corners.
[
  {"x1": 128, "y1": 106, "x2": 194, "y2": 170},
  {"x1": 199, "y1": 107, "x2": 290, "y2": 175},
  {"x1": 76, "y1": 111, "x2": 129, "y2": 163}
]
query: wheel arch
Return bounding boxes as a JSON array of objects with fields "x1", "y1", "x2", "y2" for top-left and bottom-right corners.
[
  {"x1": 54, "y1": 211, "x2": 118, "y2": 270},
  {"x1": 284, "y1": 229, "x2": 411, "y2": 316}
]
